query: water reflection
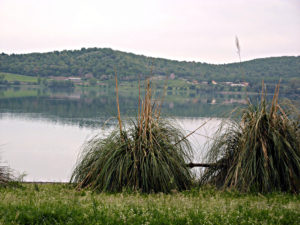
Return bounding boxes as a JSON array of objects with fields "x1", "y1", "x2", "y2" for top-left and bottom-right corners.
[
  {"x1": 0, "y1": 115, "x2": 220, "y2": 181},
  {"x1": 0, "y1": 87, "x2": 298, "y2": 181},
  {"x1": 0, "y1": 86, "x2": 253, "y2": 126}
]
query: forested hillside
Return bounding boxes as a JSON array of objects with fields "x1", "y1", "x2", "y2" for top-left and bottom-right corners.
[{"x1": 0, "y1": 48, "x2": 299, "y2": 86}]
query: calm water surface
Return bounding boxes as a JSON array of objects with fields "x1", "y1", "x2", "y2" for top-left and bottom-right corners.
[
  {"x1": 0, "y1": 115, "x2": 221, "y2": 181},
  {"x1": 1, "y1": 86, "x2": 288, "y2": 181}
]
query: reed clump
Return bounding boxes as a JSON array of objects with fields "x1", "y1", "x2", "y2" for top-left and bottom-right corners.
[
  {"x1": 70, "y1": 78, "x2": 193, "y2": 193},
  {"x1": 201, "y1": 83, "x2": 300, "y2": 193}
]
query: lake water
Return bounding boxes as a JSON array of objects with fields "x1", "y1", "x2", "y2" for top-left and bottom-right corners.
[
  {"x1": 0, "y1": 86, "x2": 296, "y2": 181},
  {"x1": 0, "y1": 115, "x2": 221, "y2": 181}
]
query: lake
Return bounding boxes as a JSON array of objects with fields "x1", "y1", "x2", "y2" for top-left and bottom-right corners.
[{"x1": 0, "y1": 86, "x2": 296, "y2": 181}]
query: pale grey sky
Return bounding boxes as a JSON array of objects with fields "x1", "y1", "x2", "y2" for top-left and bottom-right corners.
[{"x1": 0, "y1": 0, "x2": 299, "y2": 63}]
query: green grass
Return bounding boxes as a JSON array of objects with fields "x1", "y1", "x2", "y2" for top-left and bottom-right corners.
[
  {"x1": 0, "y1": 184, "x2": 299, "y2": 224},
  {"x1": 0, "y1": 72, "x2": 38, "y2": 83}
]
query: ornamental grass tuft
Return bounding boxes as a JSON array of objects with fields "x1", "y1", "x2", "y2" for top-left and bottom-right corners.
[
  {"x1": 201, "y1": 83, "x2": 300, "y2": 193},
  {"x1": 70, "y1": 76, "x2": 193, "y2": 193}
]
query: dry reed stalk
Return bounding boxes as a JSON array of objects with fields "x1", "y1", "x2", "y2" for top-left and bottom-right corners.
[
  {"x1": 156, "y1": 75, "x2": 168, "y2": 120},
  {"x1": 114, "y1": 68, "x2": 122, "y2": 135},
  {"x1": 143, "y1": 80, "x2": 150, "y2": 139},
  {"x1": 261, "y1": 80, "x2": 265, "y2": 106},
  {"x1": 175, "y1": 118, "x2": 212, "y2": 146},
  {"x1": 139, "y1": 100, "x2": 144, "y2": 136},
  {"x1": 138, "y1": 75, "x2": 141, "y2": 129},
  {"x1": 270, "y1": 82, "x2": 280, "y2": 117}
]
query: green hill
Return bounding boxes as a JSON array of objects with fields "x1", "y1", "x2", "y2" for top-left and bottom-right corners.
[{"x1": 0, "y1": 48, "x2": 299, "y2": 91}]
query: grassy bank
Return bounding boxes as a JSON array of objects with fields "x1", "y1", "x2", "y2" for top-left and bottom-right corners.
[
  {"x1": 0, "y1": 183, "x2": 299, "y2": 224},
  {"x1": 0, "y1": 72, "x2": 38, "y2": 83}
]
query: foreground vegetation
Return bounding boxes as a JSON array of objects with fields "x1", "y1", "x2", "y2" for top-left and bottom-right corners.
[
  {"x1": 0, "y1": 183, "x2": 299, "y2": 224},
  {"x1": 201, "y1": 84, "x2": 300, "y2": 193},
  {"x1": 71, "y1": 78, "x2": 193, "y2": 193}
]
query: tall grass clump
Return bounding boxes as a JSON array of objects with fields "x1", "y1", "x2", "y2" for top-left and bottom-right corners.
[
  {"x1": 70, "y1": 77, "x2": 193, "y2": 193},
  {"x1": 201, "y1": 83, "x2": 300, "y2": 193}
]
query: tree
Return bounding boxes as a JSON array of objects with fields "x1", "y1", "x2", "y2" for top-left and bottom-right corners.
[{"x1": 88, "y1": 78, "x2": 97, "y2": 86}]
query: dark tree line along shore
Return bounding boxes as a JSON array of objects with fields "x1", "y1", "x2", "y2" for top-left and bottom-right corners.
[{"x1": 0, "y1": 48, "x2": 299, "y2": 88}]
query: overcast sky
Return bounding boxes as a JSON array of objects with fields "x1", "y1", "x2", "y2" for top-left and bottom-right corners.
[{"x1": 0, "y1": 0, "x2": 299, "y2": 63}]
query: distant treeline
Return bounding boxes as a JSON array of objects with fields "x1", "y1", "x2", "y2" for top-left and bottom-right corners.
[{"x1": 0, "y1": 48, "x2": 299, "y2": 88}]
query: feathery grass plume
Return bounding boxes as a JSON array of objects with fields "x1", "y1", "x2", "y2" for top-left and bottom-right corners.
[
  {"x1": 70, "y1": 76, "x2": 193, "y2": 193},
  {"x1": 235, "y1": 36, "x2": 247, "y2": 95},
  {"x1": 200, "y1": 83, "x2": 300, "y2": 193},
  {"x1": 235, "y1": 36, "x2": 241, "y2": 63}
]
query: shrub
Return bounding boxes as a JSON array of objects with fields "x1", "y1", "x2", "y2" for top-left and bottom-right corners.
[
  {"x1": 201, "y1": 84, "x2": 300, "y2": 193},
  {"x1": 70, "y1": 78, "x2": 193, "y2": 193}
]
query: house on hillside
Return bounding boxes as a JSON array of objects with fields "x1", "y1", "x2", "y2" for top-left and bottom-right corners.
[
  {"x1": 84, "y1": 73, "x2": 94, "y2": 79},
  {"x1": 230, "y1": 82, "x2": 249, "y2": 87},
  {"x1": 68, "y1": 77, "x2": 82, "y2": 83},
  {"x1": 49, "y1": 76, "x2": 68, "y2": 81}
]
